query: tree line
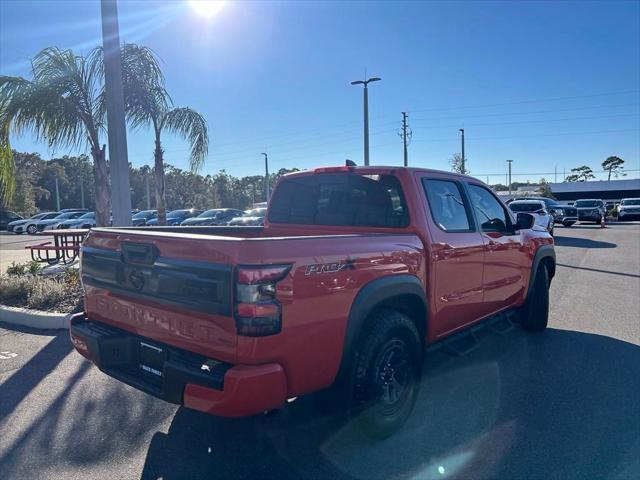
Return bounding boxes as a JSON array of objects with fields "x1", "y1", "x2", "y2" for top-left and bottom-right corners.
[{"x1": 6, "y1": 150, "x2": 298, "y2": 217}]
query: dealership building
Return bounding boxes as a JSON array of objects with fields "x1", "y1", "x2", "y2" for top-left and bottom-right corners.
[
  {"x1": 547, "y1": 179, "x2": 640, "y2": 203},
  {"x1": 497, "y1": 178, "x2": 640, "y2": 204}
]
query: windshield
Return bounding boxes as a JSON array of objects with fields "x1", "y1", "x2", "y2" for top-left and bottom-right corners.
[
  {"x1": 510, "y1": 203, "x2": 544, "y2": 212},
  {"x1": 53, "y1": 212, "x2": 79, "y2": 219},
  {"x1": 621, "y1": 199, "x2": 640, "y2": 206},
  {"x1": 132, "y1": 210, "x2": 156, "y2": 219},
  {"x1": 29, "y1": 213, "x2": 47, "y2": 220},
  {"x1": 167, "y1": 210, "x2": 189, "y2": 218},
  {"x1": 78, "y1": 212, "x2": 95, "y2": 219},
  {"x1": 574, "y1": 200, "x2": 601, "y2": 208},
  {"x1": 244, "y1": 208, "x2": 266, "y2": 217},
  {"x1": 198, "y1": 209, "x2": 222, "y2": 218}
]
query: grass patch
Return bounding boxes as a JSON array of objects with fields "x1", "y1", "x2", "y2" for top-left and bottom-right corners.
[{"x1": 0, "y1": 263, "x2": 83, "y2": 313}]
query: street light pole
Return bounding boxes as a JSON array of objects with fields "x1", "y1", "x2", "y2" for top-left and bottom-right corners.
[
  {"x1": 55, "y1": 174, "x2": 60, "y2": 211},
  {"x1": 145, "y1": 170, "x2": 151, "y2": 210},
  {"x1": 459, "y1": 128, "x2": 465, "y2": 174},
  {"x1": 79, "y1": 172, "x2": 85, "y2": 209},
  {"x1": 351, "y1": 77, "x2": 381, "y2": 166},
  {"x1": 101, "y1": 0, "x2": 132, "y2": 226},
  {"x1": 261, "y1": 153, "x2": 270, "y2": 202},
  {"x1": 507, "y1": 159, "x2": 514, "y2": 196}
]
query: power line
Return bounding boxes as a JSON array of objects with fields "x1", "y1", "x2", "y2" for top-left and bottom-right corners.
[
  {"x1": 411, "y1": 103, "x2": 640, "y2": 122},
  {"x1": 409, "y1": 89, "x2": 639, "y2": 113},
  {"x1": 410, "y1": 112, "x2": 639, "y2": 130}
]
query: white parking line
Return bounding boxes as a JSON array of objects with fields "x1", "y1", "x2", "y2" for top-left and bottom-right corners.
[{"x1": 0, "y1": 351, "x2": 18, "y2": 359}]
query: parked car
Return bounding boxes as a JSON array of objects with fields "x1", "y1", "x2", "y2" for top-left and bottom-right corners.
[
  {"x1": 71, "y1": 166, "x2": 555, "y2": 439},
  {"x1": 0, "y1": 210, "x2": 22, "y2": 230},
  {"x1": 181, "y1": 208, "x2": 245, "y2": 226},
  {"x1": 145, "y1": 209, "x2": 203, "y2": 226},
  {"x1": 573, "y1": 199, "x2": 606, "y2": 224},
  {"x1": 59, "y1": 208, "x2": 89, "y2": 213},
  {"x1": 57, "y1": 211, "x2": 96, "y2": 229},
  {"x1": 513, "y1": 196, "x2": 577, "y2": 227},
  {"x1": 35, "y1": 211, "x2": 86, "y2": 232},
  {"x1": 132, "y1": 210, "x2": 157, "y2": 226},
  {"x1": 12, "y1": 212, "x2": 60, "y2": 234},
  {"x1": 508, "y1": 200, "x2": 554, "y2": 236},
  {"x1": 7, "y1": 212, "x2": 52, "y2": 233},
  {"x1": 617, "y1": 198, "x2": 640, "y2": 221},
  {"x1": 227, "y1": 207, "x2": 268, "y2": 226}
]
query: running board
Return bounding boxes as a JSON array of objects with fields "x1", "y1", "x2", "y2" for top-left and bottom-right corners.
[{"x1": 427, "y1": 310, "x2": 517, "y2": 357}]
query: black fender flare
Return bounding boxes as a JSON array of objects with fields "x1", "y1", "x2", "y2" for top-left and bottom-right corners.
[
  {"x1": 335, "y1": 274, "x2": 427, "y2": 383},
  {"x1": 526, "y1": 245, "x2": 556, "y2": 300}
]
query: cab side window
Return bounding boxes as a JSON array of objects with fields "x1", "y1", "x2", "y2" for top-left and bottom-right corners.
[
  {"x1": 468, "y1": 184, "x2": 511, "y2": 233},
  {"x1": 422, "y1": 179, "x2": 473, "y2": 232}
]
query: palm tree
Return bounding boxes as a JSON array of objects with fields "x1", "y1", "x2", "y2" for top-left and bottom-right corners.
[
  {"x1": 0, "y1": 47, "x2": 113, "y2": 224},
  {"x1": 122, "y1": 45, "x2": 208, "y2": 225}
]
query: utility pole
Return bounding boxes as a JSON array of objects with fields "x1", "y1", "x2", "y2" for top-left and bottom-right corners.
[
  {"x1": 80, "y1": 172, "x2": 85, "y2": 209},
  {"x1": 145, "y1": 171, "x2": 151, "y2": 210},
  {"x1": 554, "y1": 165, "x2": 557, "y2": 184},
  {"x1": 351, "y1": 76, "x2": 381, "y2": 166},
  {"x1": 507, "y1": 159, "x2": 514, "y2": 196},
  {"x1": 459, "y1": 129, "x2": 466, "y2": 174},
  {"x1": 55, "y1": 174, "x2": 60, "y2": 211},
  {"x1": 261, "y1": 153, "x2": 270, "y2": 202},
  {"x1": 399, "y1": 112, "x2": 411, "y2": 167},
  {"x1": 101, "y1": 0, "x2": 132, "y2": 226}
]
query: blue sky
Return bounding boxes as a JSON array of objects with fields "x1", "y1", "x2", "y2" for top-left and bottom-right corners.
[{"x1": 1, "y1": 0, "x2": 639, "y2": 183}]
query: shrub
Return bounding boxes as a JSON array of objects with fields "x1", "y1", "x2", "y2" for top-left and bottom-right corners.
[
  {"x1": 27, "y1": 279, "x2": 69, "y2": 311},
  {"x1": 6, "y1": 260, "x2": 43, "y2": 276},
  {"x1": 0, "y1": 267, "x2": 83, "y2": 313}
]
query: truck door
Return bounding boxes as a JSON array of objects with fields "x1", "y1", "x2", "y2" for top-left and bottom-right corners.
[
  {"x1": 421, "y1": 177, "x2": 486, "y2": 337},
  {"x1": 466, "y1": 183, "x2": 528, "y2": 314}
]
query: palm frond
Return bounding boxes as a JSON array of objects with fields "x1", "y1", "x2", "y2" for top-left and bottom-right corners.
[
  {"x1": 161, "y1": 107, "x2": 209, "y2": 173},
  {"x1": 120, "y1": 43, "x2": 169, "y2": 132}
]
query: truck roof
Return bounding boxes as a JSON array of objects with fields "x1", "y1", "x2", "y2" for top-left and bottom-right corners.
[{"x1": 285, "y1": 165, "x2": 479, "y2": 181}]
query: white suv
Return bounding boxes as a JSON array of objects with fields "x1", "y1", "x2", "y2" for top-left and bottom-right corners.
[
  {"x1": 508, "y1": 200, "x2": 554, "y2": 236},
  {"x1": 617, "y1": 198, "x2": 640, "y2": 221}
]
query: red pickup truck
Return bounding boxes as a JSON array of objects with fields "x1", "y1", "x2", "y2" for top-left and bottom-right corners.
[{"x1": 70, "y1": 166, "x2": 554, "y2": 437}]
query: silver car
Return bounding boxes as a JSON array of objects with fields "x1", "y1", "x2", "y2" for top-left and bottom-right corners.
[
  {"x1": 508, "y1": 200, "x2": 554, "y2": 236},
  {"x1": 574, "y1": 199, "x2": 606, "y2": 224}
]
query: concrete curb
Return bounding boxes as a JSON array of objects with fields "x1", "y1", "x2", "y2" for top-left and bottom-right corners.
[{"x1": 0, "y1": 304, "x2": 70, "y2": 330}]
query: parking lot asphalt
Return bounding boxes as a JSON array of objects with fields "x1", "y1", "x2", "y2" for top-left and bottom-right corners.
[{"x1": 1, "y1": 223, "x2": 639, "y2": 480}]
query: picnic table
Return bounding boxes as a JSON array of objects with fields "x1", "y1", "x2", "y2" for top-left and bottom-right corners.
[{"x1": 25, "y1": 228, "x2": 90, "y2": 265}]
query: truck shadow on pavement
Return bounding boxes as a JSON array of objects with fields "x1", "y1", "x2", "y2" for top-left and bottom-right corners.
[
  {"x1": 141, "y1": 328, "x2": 640, "y2": 480},
  {"x1": 554, "y1": 236, "x2": 616, "y2": 248}
]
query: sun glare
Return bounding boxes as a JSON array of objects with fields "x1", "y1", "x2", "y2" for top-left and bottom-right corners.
[{"x1": 188, "y1": 0, "x2": 226, "y2": 18}]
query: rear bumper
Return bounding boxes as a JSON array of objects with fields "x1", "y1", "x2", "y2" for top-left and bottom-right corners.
[
  {"x1": 554, "y1": 216, "x2": 577, "y2": 224},
  {"x1": 69, "y1": 313, "x2": 287, "y2": 417}
]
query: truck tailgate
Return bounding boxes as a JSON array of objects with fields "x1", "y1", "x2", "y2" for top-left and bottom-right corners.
[{"x1": 81, "y1": 229, "x2": 238, "y2": 363}]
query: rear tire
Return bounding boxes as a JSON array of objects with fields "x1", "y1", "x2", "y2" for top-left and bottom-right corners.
[
  {"x1": 562, "y1": 221, "x2": 574, "y2": 228},
  {"x1": 349, "y1": 309, "x2": 422, "y2": 439},
  {"x1": 520, "y1": 266, "x2": 549, "y2": 332}
]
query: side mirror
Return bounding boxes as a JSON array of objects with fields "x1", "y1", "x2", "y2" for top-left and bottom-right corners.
[{"x1": 516, "y1": 212, "x2": 535, "y2": 230}]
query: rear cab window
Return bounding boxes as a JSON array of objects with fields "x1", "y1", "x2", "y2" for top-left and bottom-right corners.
[{"x1": 268, "y1": 173, "x2": 409, "y2": 227}]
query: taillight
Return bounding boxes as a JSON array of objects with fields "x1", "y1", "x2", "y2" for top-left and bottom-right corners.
[{"x1": 235, "y1": 264, "x2": 291, "y2": 337}]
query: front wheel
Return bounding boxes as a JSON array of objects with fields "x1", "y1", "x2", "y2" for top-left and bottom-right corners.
[
  {"x1": 26, "y1": 224, "x2": 37, "y2": 234},
  {"x1": 350, "y1": 309, "x2": 422, "y2": 439},
  {"x1": 519, "y1": 265, "x2": 549, "y2": 332},
  {"x1": 562, "y1": 221, "x2": 574, "y2": 228}
]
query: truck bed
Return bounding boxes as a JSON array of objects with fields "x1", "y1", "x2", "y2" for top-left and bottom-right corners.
[{"x1": 81, "y1": 226, "x2": 425, "y2": 397}]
